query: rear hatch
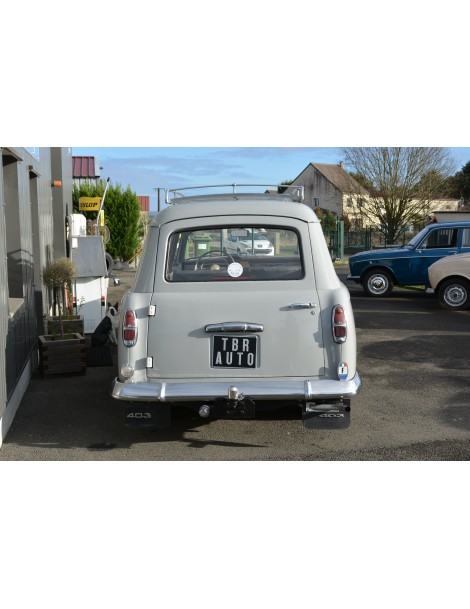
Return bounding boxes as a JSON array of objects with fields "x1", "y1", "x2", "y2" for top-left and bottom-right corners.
[{"x1": 146, "y1": 218, "x2": 325, "y2": 379}]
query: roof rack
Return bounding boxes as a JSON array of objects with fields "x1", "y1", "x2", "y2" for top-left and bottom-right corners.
[{"x1": 165, "y1": 184, "x2": 304, "y2": 205}]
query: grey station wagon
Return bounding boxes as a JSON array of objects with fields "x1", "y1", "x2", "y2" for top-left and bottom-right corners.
[{"x1": 111, "y1": 186, "x2": 361, "y2": 429}]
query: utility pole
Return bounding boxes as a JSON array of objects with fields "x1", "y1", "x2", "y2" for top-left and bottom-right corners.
[{"x1": 154, "y1": 187, "x2": 164, "y2": 212}]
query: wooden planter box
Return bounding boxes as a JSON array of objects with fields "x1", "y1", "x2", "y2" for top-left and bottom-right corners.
[
  {"x1": 44, "y1": 315, "x2": 84, "y2": 336},
  {"x1": 38, "y1": 333, "x2": 86, "y2": 376}
]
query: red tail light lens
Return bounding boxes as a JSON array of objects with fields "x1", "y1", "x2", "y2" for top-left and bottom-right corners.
[
  {"x1": 123, "y1": 309, "x2": 138, "y2": 347},
  {"x1": 332, "y1": 305, "x2": 347, "y2": 343}
]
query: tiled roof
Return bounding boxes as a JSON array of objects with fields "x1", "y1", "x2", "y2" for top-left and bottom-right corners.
[
  {"x1": 138, "y1": 196, "x2": 150, "y2": 212},
  {"x1": 312, "y1": 163, "x2": 369, "y2": 195},
  {"x1": 72, "y1": 156, "x2": 99, "y2": 179}
]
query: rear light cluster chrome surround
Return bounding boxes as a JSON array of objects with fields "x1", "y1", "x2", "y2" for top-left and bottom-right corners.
[
  {"x1": 123, "y1": 309, "x2": 138, "y2": 347},
  {"x1": 332, "y1": 305, "x2": 347, "y2": 344}
]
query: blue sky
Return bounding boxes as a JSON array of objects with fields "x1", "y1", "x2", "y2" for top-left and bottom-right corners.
[{"x1": 72, "y1": 147, "x2": 470, "y2": 212}]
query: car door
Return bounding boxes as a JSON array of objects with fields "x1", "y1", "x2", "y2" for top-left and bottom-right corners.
[
  {"x1": 458, "y1": 227, "x2": 470, "y2": 254},
  {"x1": 409, "y1": 226, "x2": 459, "y2": 284},
  {"x1": 146, "y1": 217, "x2": 325, "y2": 380}
]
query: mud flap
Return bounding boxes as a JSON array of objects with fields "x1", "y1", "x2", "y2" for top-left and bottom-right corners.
[
  {"x1": 302, "y1": 402, "x2": 351, "y2": 430},
  {"x1": 124, "y1": 403, "x2": 171, "y2": 429}
]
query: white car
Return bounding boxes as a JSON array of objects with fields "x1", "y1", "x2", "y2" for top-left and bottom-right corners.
[
  {"x1": 428, "y1": 252, "x2": 470, "y2": 310},
  {"x1": 223, "y1": 229, "x2": 274, "y2": 256},
  {"x1": 111, "y1": 185, "x2": 361, "y2": 430}
]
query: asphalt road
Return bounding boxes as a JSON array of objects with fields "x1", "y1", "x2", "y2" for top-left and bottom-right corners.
[{"x1": 1, "y1": 265, "x2": 469, "y2": 460}]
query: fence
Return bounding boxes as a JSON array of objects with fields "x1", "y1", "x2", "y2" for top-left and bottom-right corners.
[
  {"x1": 323, "y1": 222, "x2": 344, "y2": 260},
  {"x1": 322, "y1": 223, "x2": 426, "y2": 259}
]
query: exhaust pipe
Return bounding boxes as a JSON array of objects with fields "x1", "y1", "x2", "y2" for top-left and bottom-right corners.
[{"x1": 199, "y1": 405, "x2": 211, "y2": 418}]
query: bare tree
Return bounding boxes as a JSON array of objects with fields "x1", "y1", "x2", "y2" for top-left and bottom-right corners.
[{"x1": 340, "y1": 147, "x2": 456, "y2": 244}]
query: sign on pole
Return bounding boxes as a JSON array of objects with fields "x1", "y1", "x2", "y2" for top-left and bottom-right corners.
[{"x1": 79, "y1": 196, "x2": 102, "y2": 211}]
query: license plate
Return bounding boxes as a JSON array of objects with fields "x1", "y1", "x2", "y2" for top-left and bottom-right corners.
[{"x1": 212, "y1": 335, "x2": 257, "y2": 368}]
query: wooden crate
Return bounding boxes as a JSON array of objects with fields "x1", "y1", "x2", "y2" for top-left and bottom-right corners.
[
  {"x1": 44, "y1": 316, "x2": 84, "y2": 336},
  {"x1": 38, "y1": 333, "x2": 86, "y2": 376}
]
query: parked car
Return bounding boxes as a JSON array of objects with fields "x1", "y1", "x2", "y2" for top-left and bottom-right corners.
[
  {"x1": 428, "y1": 252, "x2": 470, "y2": 310},
  {"x1": 223, "y1": 228, "x2": 274, "y2": 256},
  {"x1": 111, "y1": 186, "x2": 361, "y2": 430},
  {"x1": 348, "y1": 222, "x2": 470, "y2": 297}
]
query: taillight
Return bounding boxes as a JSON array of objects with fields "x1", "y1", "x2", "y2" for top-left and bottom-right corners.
[
  {"x1": 332, "y1": 305, "x2": 347, "y2": 343},
  {"x1": 123, "y1": 309, "x2": 138, "y2": 347}
]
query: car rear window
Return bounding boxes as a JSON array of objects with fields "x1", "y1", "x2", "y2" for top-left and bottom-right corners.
[{"x1": 165, "y1": 226, "x2": 303, "y2": 282}]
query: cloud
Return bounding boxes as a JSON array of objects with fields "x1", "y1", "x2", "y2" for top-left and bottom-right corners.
[{"x1": 98, "y1": 151, "x2": 259, "y2": 194}]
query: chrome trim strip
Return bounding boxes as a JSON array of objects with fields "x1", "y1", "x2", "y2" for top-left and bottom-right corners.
[
  {"x1": 205, "y1": 322, "x2": 264, "y2": 333},
  {"x1": 111, "y1": 374, "x2": 361, "y2": 402}
]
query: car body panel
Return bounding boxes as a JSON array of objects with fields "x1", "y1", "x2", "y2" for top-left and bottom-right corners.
[{"x1": 428, "y1": 252, "x2": 470, "y2": 289}]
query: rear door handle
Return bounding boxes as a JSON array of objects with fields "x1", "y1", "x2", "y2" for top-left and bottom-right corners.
[{"x1": 289, "y1": 302, "x2": 316, "y2": 310}]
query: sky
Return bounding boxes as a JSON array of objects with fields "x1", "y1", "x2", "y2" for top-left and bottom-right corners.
[{"x1": 72, "y1": 147, "x2": 470, "y2": 212}]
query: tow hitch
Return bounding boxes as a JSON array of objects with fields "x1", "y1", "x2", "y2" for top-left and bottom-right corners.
[
  {"x1": 198, "y1": 386, "x2": 256, "y2": 420},
  {"x1": 302, "y1": 401, "x2": 351, "y2": 429}
]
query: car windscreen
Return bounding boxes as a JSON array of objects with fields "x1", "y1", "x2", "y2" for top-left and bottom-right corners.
[
  {"x1": 165, "y1": 226, "x2": 303, "y2": 282},
  {"x1": 407, "y1": 226, "x2": 430, "y2": 248}
]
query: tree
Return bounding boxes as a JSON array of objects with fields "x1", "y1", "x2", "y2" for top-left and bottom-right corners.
[
  {"x1": 73, "y1": 181, "x2": 141, "y2": 261},
  {"x1": 42, "y1": 257, "x2": 77, "y2": 338},
  {"x1": 447, "y1": 161, "x2": 470, "y2": 203},
  {"x1": 341, "y1": 212, "x2": 352, "y2": 232},
  {"x1": 277, "y1": 179, "x2": 293, "y2": 194},
  {"x1": 340, "y1": 147, "x2": 456, "y2": 244},
  {"x1": 315, "y1": 208, "x2": 337, "y2": 231}
]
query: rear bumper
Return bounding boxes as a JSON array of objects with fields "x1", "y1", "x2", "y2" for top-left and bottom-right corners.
[{"x1": 110, "y1": 374, "x2": 362, "y2": 403}]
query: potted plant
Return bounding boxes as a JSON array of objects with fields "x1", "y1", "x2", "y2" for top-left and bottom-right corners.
[{"x1": 39, "y1": 257, "x2": 86, "y2": 375}]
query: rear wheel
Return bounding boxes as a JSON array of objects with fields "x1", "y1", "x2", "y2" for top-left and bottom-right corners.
[
  {"x1": 438, "y1": 278, "x2": 470, "y2": 310},
  {"x1": 362, "y1": 269, "x2": 394, "y2": 297}
]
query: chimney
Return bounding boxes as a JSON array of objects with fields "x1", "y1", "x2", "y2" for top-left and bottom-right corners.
[{"x1": 339, "y1": 161, "x2": 344, "y2": 168}]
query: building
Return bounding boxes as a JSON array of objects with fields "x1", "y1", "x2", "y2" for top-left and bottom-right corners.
[
  {"x1": 289, "y1": 162, "x2": 460, "y2": 231},
  {"x1": 0, "y1": 147, "x2": 73, "y2": 446},
  {"x1": 137, "y1": 195, "x2": 150, "y2": 214},
  {"x1": 289, "y1": 162, "x2": 369, "y2": 218},
  {"x1": 72, "y1": 155, "x2": 101, "y2": 187}
]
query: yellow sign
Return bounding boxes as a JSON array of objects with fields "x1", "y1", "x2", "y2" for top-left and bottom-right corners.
[{"x1": 79, "y1": 196, "x2": 102, "y2": 211}]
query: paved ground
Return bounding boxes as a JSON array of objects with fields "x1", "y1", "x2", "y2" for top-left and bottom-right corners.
[{"x1": 1, "y1": 264, "x2": 469, "y2": 460}]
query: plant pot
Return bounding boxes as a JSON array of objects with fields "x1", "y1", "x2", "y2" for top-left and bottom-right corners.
[
  {"x1": 38, "y1": 333, "x2": 86, "y2": 376},
  {"x1": 44, "y1": 315, "x2": 84, "y2": 336}
]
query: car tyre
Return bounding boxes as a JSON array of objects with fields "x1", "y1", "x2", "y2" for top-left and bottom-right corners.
[
  {"x1": 438, "y1": 278, "x2": 470, "y2": 310},
  {"x1": 363, "y1": 269, "x2": 394, "y2": 297}
]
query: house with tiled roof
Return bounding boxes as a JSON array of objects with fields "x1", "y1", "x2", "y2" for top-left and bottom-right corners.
[
  {"x1": 289, "y1": 162, "x2": 369, "y2": 219},
  {"x1": 289, "y1": 162, "x2": 461, "y2": 231}
]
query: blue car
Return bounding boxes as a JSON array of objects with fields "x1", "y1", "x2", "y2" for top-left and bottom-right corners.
[{"x1": 347, "y1": 222, "x2": 470, "y2": 297}]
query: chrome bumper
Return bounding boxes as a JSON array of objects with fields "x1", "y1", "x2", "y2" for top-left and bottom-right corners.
[
  {"x1": 346, "y1": 274, "x2": 360, "y2": 282},
  {"x1": 110, "y1": 374, "x2": 361, "y2": 403}
]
